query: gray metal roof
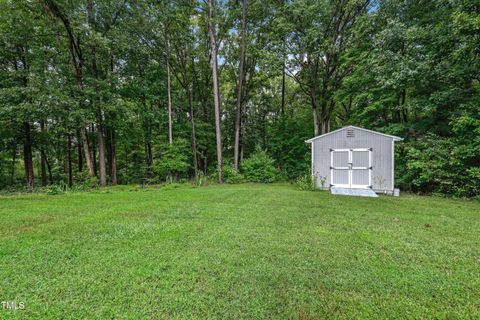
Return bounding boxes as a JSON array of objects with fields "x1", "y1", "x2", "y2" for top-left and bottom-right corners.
[{"x1": 305, "y1": 125, "x2": 403, "y2": 143}]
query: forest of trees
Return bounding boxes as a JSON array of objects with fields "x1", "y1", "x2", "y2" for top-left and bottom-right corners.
[{"x1": 0, "y1": 0, "x2": 478, "y2": 197}]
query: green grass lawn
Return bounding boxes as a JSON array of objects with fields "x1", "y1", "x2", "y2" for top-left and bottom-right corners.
[{"x1": 0, "y1": 184, "x2": 479, "y2": 319}]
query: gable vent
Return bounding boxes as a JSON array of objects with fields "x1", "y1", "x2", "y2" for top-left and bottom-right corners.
[{"x1": 346, "y1": 129, "x2": 355, "y2": 138}]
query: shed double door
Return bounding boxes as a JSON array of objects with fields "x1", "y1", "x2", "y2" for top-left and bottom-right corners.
[{"x1": 330, "y1": 148, "x2": 372, "y2": 189}]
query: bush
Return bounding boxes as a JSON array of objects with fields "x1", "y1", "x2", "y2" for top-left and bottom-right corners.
[
  {"x1": 295, "y1": 174, "x2": 316, "y2": 191},
  {"x1": 211, "y1": 164, "x2": 244, "y2": 184},
  {"x1": 222, "y1": 165, "x2": 245, "y2": 184},
  {"x1": 241, "y1": 149, "x2": 278, "y2": 183},
  {"x1": 43, "y1": 183, "x2": 66, "y2": 195},
  {"x1": 397, "y1": 129, "x2": 480, "y2": 197},
  {"x1": 74, "y1": 171, "x2": 99, "y2": 190},
  {"x1": 193, "y1": 172, "x2": 209, "y2": 187},
  {"x1": 154, "y1": 139, "x2": 190, "y2": 181}
]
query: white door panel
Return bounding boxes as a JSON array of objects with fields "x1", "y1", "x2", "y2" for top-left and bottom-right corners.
[{"x1": 331, "y1": 149, "x2": 372, "y2": 189}]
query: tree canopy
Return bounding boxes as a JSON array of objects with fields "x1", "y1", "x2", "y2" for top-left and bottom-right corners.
[{"x1": 0, "y1": 0, "x2": 478, "y2": 197}]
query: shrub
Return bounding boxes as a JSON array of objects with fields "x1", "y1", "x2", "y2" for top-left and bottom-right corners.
[
  {"x1": 241, "y1": 149, "x2": 278, "y2": 183},
  {"x1": 43, "y1": 183, "x2": 66, "y2": 195},
  {"x1": 74, "y1": 171, "x2": 99, "y2": 190},
  {"x1": 211, "y1": 164, "x2": 244, "y2": 184},
  {"x1": 193, "y1": 172, "x2": 209, "y2": 187},
  {"x1": 397, "y1": 129, "x2": 480, "y2": 197},
  {"x1": 222, "y1": 165, "x2": 245, "y2": 184},
  {"x1": 154, "y1": 139, "x2": 190, "y2": 181},
  {"x1": 295, "y1": 174, "x2": 316, "y2": 191}
]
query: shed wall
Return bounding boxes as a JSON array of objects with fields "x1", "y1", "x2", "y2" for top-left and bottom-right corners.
[{"x1": 311, "y1": 127, "x2": 395, "y2": 192}]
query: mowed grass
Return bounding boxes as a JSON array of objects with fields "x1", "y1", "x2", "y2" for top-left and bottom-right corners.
[{"x1": 0, "y1": 184, "x2": 479, "y2": 319}]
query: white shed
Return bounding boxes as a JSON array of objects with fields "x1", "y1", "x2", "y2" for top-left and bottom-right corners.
[{"x1": 306, "y1": 126, "x2": 403, "y2": 195}]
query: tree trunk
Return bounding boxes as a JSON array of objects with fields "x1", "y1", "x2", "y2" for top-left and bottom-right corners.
[
  {"x1": 23, "y1": 122, "x2": 34, "y2": 189},
  {"x1": 145, "y1": 141, "x2": 153, "y2": 167},
  {"x1": 240, "y1": 144, "x2": 244, "y2": 163},
  {"x1": 310, "y1": 75, "x2": 321, "y2": 135},
  {"x1": 97, "y1": 113, "x2": 107, "y2": 186},
  {"x1": 40, "y1": 121, "x2": 47, "y2": 186},
  {"x1": 165, "y1": 32, "x2": 173, "y2": 145},
  {"x1": 203, "y1": 157, "x2": 207, "y2": 176},
  {"x1": 281, "y1": 58, "x2": 286, "y2": 115},
  {"x1": 400, "y1": 88, "x2": 407, "y2": 122},
  {"x1": 10, "y1": 145, "x2": 16, "y2": 183},
  {"x1": 311, "y1": 94, "x2": 320, "y2": 135},
  {"x1": 88, "y1": 0, "x2": 106, "y2": 187},
  {"x1": 67, "y1": 134, "x2": 73, "y2": 188},
  {"x1": 320, "y1": 98, "x2": 328, "y2": 134},
  {"x1": 91, "y1": 125, "x2": 97, "y2": 176},
  {"x1": 77, "y1": 129, "x2": 83, "y2": 172},
  {"x1": 325, "y1": 99, "x2": 335, "y2": 133},
  {"x1": 313, "y1": 108, "x2": 320, "y2": 135},
  {"x1": 208, "y1": 0, "x2": 224, "y2": 183},
  {"x1": 80, "y1": 121, "x2": 94, "y2": 177},
  {"x1": 187, "y1": 87, "x2": 199, "y2": 178},
  {"x1": 81, "y1": 127, "x2": 95, "y2": 176},
  {"x1": 41, "y1": 1, "x2": 95, "y2": 177},
  {"x1": 234, "y1": 0, "x2": 248, "y2": 170},
  {"x1": 45, "y1": 152, "x2": 53, "y2": 183},
  {"x1": 109, "y1": 127, "x2": 117, "y2": 185},
  {"x1": 141, "y1": 95, "x2": 153, "y2": 167}
]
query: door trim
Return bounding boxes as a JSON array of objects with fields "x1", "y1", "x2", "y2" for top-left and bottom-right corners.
[{"x1": 330, "y1": 148, "x2": 372, "y2": 189}]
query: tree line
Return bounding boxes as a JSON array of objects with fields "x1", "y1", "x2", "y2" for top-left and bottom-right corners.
[{"x1": 0, "y1": 0, "x2": 478, "y2": 197}]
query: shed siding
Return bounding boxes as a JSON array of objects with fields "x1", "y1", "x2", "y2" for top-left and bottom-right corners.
[{"x1": 312, "y1": 127, "x2": 394, "y2": 192}]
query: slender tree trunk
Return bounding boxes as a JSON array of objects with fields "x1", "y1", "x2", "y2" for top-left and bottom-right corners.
[
  {"x1": 91, "y1": 124, "x2": 97, "y2": 176},
  {"x1": 88, "y1": 0, "x2": 106, "y2": 187},
  {"x1": 234, "y1": 0, "x2": 248, "y2": 170},
  {"x1": 106, "y1": 128, "x2": 111, "y2": 177},
  {"x1": 45, "y1": 152, "x2": 53, "y2": 183},
  {"x1": 311, "y1": 95, "x2": 320, "y2": 135},
  {"x1": 325, "y1": 99, "x2": 335, "y2": 133},
  {"x1": 187, "y1": 87, "x2": 199, "y2": 178},
  {"x1": 208, "y1": 0, "x2": 224, "y2": 183},
  {"x1": 81, "y1": 127, "x2": 94, "y2": 176},
  {"x1": 110, "y1": 130, "x2": 117, "y2": 185},
  {"x1": 42, "y1": 1, "x2": 95, "y2": 177},
  {"x1": 320, "y1": 98, "x2": 328, "y2": 134},
  {"x1": 10, "y1": 145, "x2": 16, "y2": 183},
  {"x1": 67, "y1": 134, "x2": 73, "y2": 188},
  {"x1": 262, "y1": 110, "x2": 267, "y2": 148},
  {"x1": 81, "y1": 124, "x2": 94, "y2": 177},
  {"x1": 23, "y1": 122, "x2": 34, "y2": 189},
  {"x1": 40, "y1": 150, "x2": 50, "y2": 184},
  {"x1": 40, "y1": 149, "x2": 47, "y2": 187},
  {"x1": 80, "y1": 117, "x2": 94, "y2": 177},
  {"x1": 124, "y1": 144, "x2": 128, "y2": 176},
  {"x1": 97, "y1": 112, "x2": 107, "y2": 186},
  {"x1": 77, "y1": 129, "x2": 83, "y2": 172},
  {"x1": 107, "y1": 55, "x2": 117, "y2": 185},
  {"x1": 40, "y1": 121, "x2": 47, "y2": 186},
  {"x1": 145, "y1": 141, "x2": 153, "y2": 167},
  {"x1": 281, "y1": 58, "x2": 286, "y2": 115},
  {"x1": 141, "y1": 95, "x2": 153, "y2": 167},
  {"x1": 165, "y1": 32, "x2": 173, "y2": 145},
  {"x1": 310, "y1": 72, "x2": 321, "y2": 135},
  {"x1": 400, "y1": 88, "x2": 407, "y2": 122}
]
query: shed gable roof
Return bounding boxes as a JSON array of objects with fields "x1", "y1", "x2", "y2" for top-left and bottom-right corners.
[{"x1": 305, "y1": 125, "x2": 403, "y2": 143}]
